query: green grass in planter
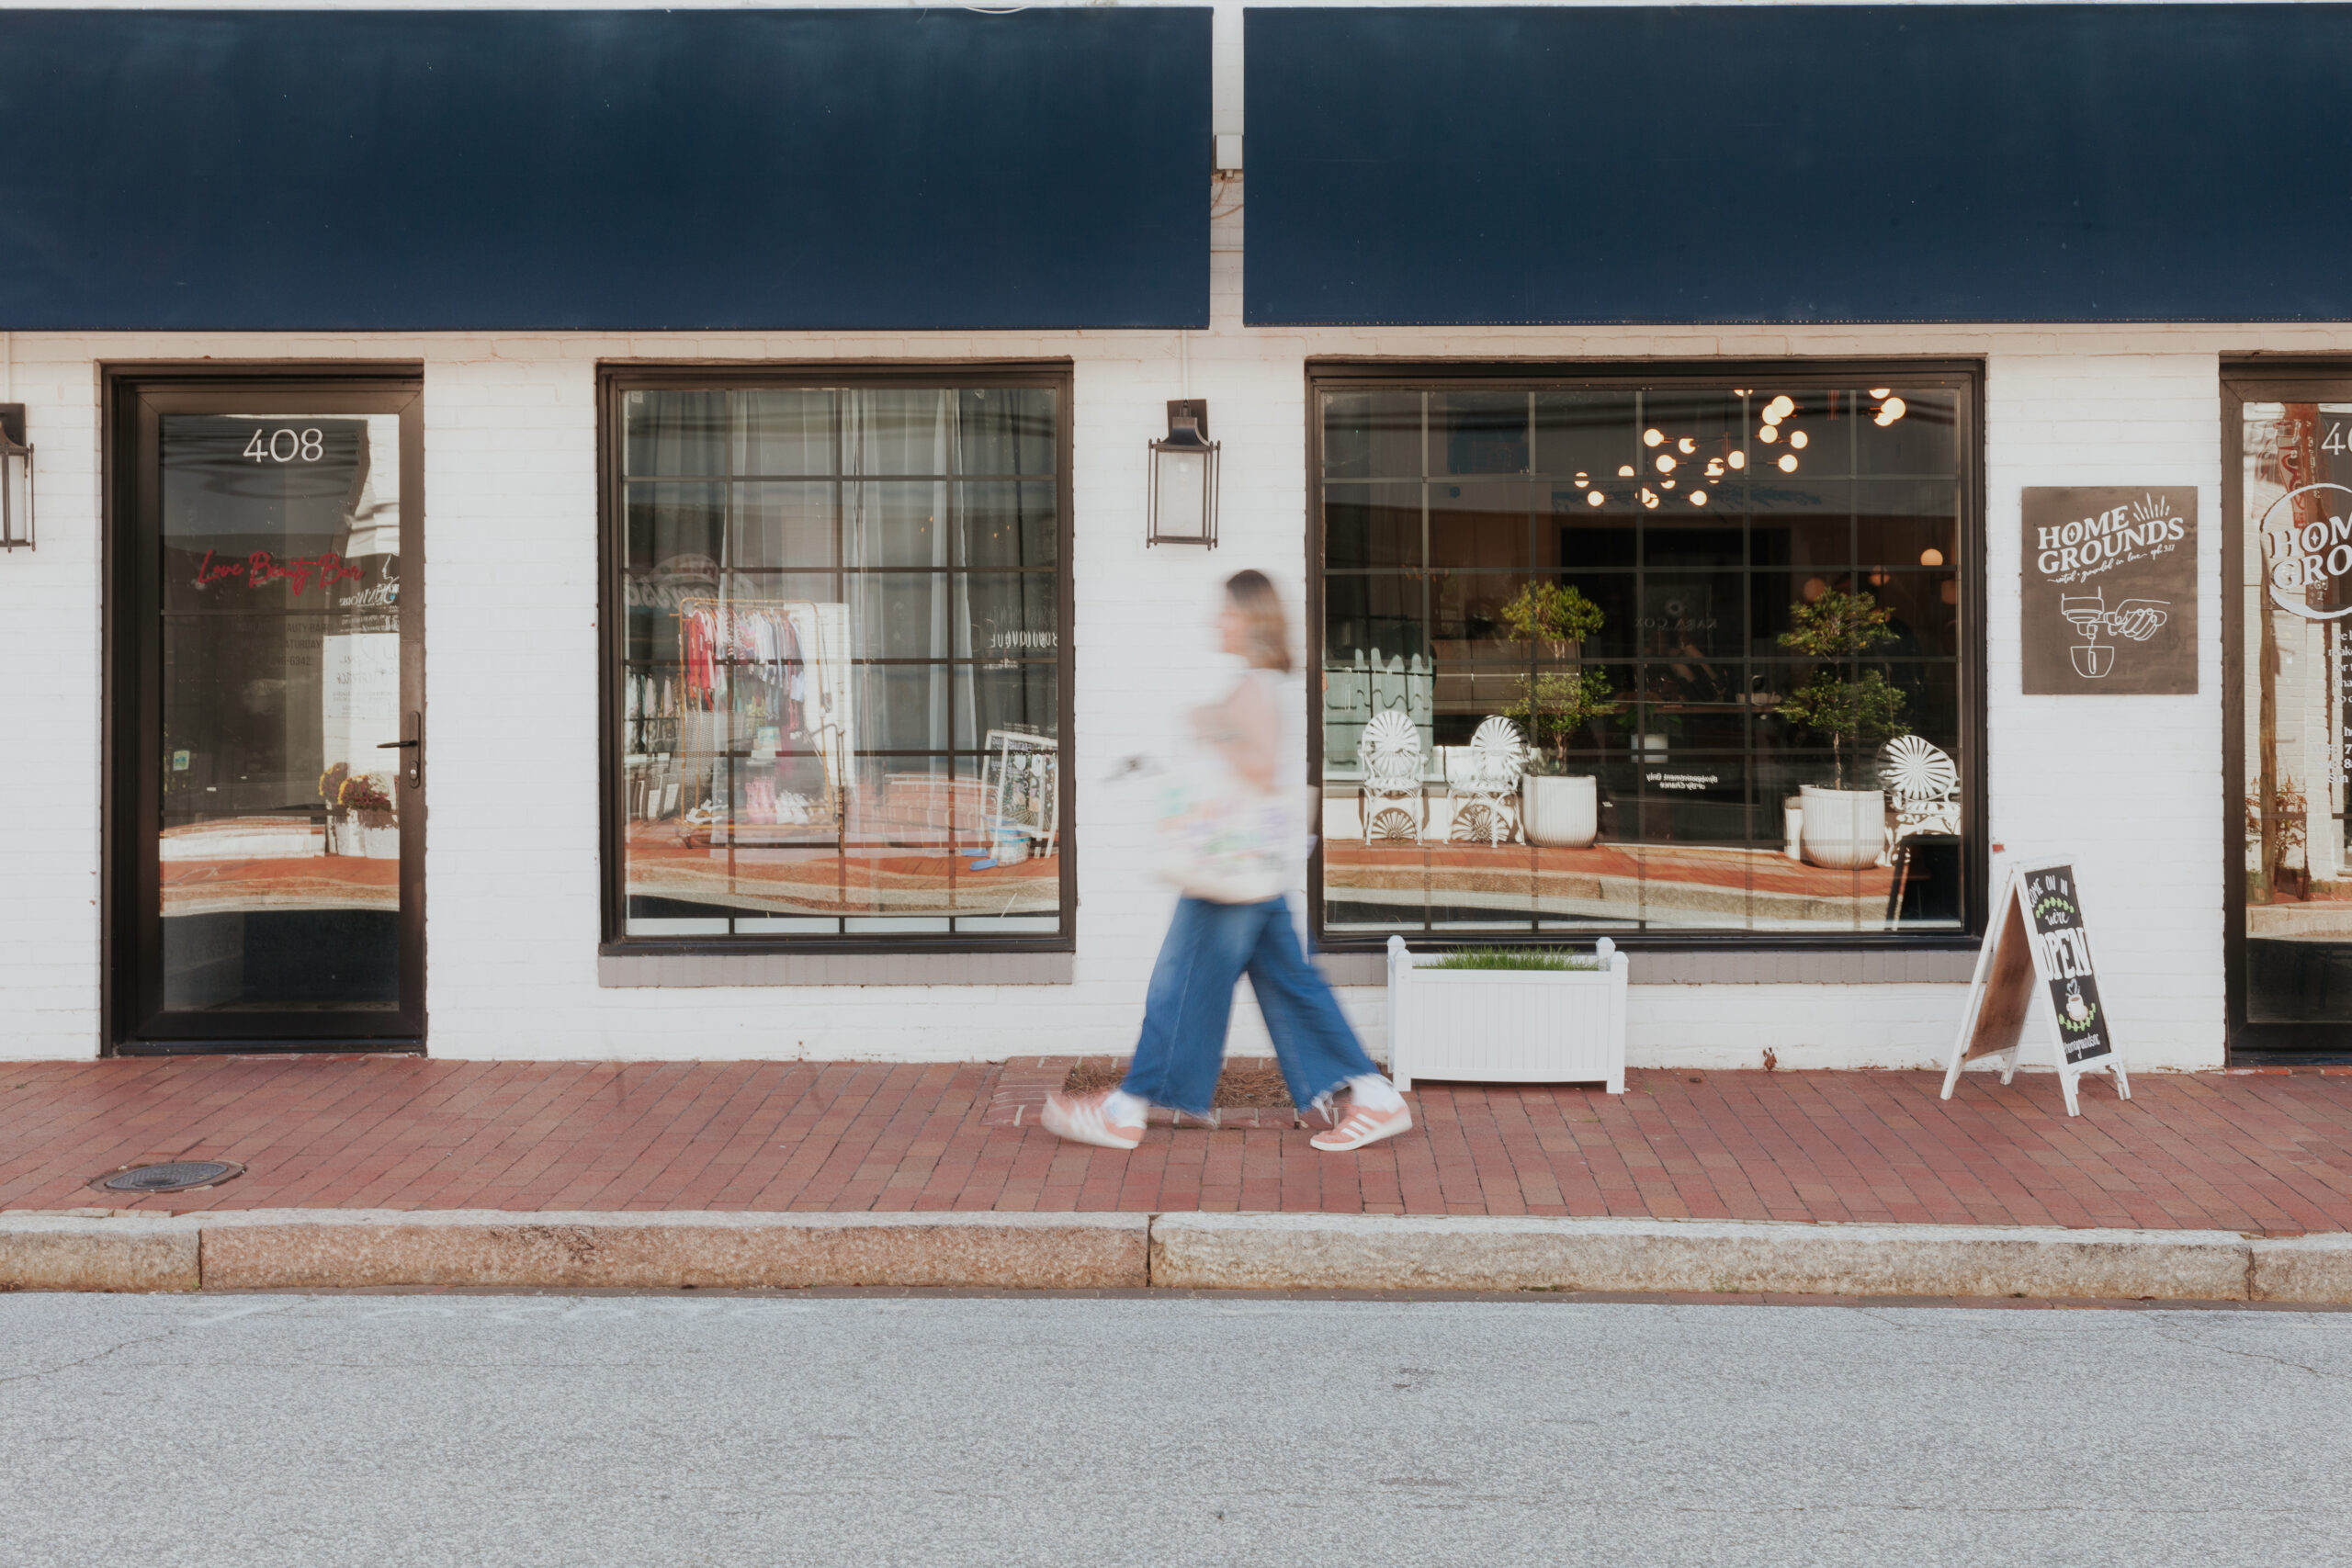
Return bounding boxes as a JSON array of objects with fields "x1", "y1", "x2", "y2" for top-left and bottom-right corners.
[{"x1": 1422, "y1": 947, "x2": 1605, "y2": 972}]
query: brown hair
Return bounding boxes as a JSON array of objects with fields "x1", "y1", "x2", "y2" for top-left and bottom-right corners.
[{"x1": 1225, "y1": 569, "x2": 1293, "y2": 673}]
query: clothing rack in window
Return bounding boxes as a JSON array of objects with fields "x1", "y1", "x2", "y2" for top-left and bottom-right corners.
[{"x1": 671, "y1": 596, "x2": 855, "y2": 841}]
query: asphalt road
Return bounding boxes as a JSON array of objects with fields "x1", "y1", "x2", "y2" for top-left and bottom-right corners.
[{"x1": 1, "y1": 1292, "x2": 2346, "y2": 1567}]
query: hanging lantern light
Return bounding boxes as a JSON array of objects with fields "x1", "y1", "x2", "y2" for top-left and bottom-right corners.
[
  {"x1": 0, "y1": 406, "x2": 30, "y2": 552},
  {"x1": 1146, "y1": 399, "x2": 1219, "y2": 548}
]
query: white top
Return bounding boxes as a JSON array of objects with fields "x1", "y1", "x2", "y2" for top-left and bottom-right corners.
[
  {"x1": 1241, "y1": 667, "x2": 1308, "y2": 793},
  {"x1": 1241, "y1": 665, "x2": 1312, "y2": 868}
]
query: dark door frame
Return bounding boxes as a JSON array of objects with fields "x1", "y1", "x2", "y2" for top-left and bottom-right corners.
[
  {"x1": 2222, "y1": 360, "x2": 2352, "y2": 1061},
  {"x1": 104, "y1": 366, "x2": 427, "y2": 1055}
]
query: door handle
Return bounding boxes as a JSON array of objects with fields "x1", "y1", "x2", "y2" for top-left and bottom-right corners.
[{"x1": 375, "y1": 712, "x2": 423, "y2": 789}]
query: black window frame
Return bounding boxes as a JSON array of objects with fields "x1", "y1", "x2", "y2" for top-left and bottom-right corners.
[
  {"x1": 1304, "y1": 357, "x2": 1988, "y2": 953},
  {"x1": 595, "y1": 361, "x2": 1077, "y2": 956}
]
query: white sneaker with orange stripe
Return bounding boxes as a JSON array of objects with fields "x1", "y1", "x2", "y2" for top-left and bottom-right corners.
[
  {"x1": 1041, "y1": 1090, "x2": 1145, "y2": 1151},
  {"x1": 1310, "y1": 1101, "x2": 1413, "y2": 1153}
]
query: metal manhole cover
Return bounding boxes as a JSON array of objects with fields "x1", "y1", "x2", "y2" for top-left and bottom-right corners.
[{"x1": 93, "y1": 1160, "x2": 244, "y2": 1194}]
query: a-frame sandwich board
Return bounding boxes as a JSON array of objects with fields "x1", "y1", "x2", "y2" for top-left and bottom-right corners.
[{"x1": 1942, "y1": 859, "x2": 2130, "y2": 1116}]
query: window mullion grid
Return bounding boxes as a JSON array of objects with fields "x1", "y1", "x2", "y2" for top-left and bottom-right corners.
[
  {"x1": 616, "y1": 381, "x2": 1066, "y2": 945},
  {"x1": 1847, "y1": 396, "x2": 1865, "y2": 928},
  {"x1": 1739, "y1": 389, "x2": 1757, "y2": 934},
  {"x1": 1313, "y1": 371, "x2": 1971, "y2": 948},
  {"x1": 721, "y1": 402, "x2": 741, "y2": 933},
  {"x1": 832, "y1": 391, "x2": 850, "y2": 934},
  {"x1": 1521, "y1": 390, "x2": 1538, "y2": 933},
  {"x1": 1419, "y1": 390, "x2": 1434, "y2": 936},
  {"x1": 1632, "y1": 388, "x2": 1649, "y2": 931},
  {"x1": 944, "y1": 407, "x2": 962, "y2": 927}
]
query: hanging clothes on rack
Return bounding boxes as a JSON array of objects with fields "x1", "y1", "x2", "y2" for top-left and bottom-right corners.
[
  {"x1": 673, "y1": 596, "x2": 850, "y2": 839},
  {"x1": 677, "y1": 601, "x2": 811, "y2": 722}
]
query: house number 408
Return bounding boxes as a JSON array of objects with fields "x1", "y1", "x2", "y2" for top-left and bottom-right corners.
[{"x1": 242, "y1": 427, "x2": 324, "y2": 463}]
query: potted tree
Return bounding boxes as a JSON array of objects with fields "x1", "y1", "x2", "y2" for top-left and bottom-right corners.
[
  {"x1": 1498, "y1": 581, "x2": 1613, "y2": 848},
  {"x1": 1775, "y1": 589, "x2": 1908, "y2": 870},
  {"x1": 322, "y1": 764, "x2": 399, "y2": 859}
]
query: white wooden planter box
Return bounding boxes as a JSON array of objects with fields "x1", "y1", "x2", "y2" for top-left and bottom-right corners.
[{"x1": 1386, "y1": 935, "x2": 1628, "y2": 1094}]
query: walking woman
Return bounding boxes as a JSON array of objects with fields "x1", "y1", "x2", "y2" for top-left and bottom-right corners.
[{"x1": 1044, "y1": 570, "x2": 1413, "y2": 1154}]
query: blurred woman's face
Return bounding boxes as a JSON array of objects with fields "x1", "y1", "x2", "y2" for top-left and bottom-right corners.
[{"x1": 1216, "y1": 600, "x2": 1248, "y2": 657}]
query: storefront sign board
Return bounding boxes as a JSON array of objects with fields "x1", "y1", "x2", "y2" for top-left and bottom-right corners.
[
  {"x1": 2019, "y1": 487, "x2": 2198, "y2": 694},
  {"x1": 1942, "y1": 860, "x2": 2132, "y2": 1117}
]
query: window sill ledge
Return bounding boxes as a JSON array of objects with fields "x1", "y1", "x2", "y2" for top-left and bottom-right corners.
[
  {"x1": 1313, "y1": 949, "x2": 1977, "y2": 987},
  {"x1": 597, "y1": 951, "x2": 1074, "y2": 988}
]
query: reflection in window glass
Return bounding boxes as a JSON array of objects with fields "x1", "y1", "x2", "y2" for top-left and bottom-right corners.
[
  {"x1": 1318, "y1": 378, "x2": 1970, "y2": 938},
  {"x1": 617, "y1": 385, "x2": 1064, "y2": 939},
  {"x1": 2241, "y1": 400, "x2": 2352, "y2": 1020},
  {"x1": 157, "y1": 413, "x2": 406, "y2": 1010}
]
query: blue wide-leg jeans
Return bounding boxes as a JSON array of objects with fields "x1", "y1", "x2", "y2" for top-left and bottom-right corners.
[{"x1": 1118, "y1": 896, "x2": 1382, "y2": 1117}]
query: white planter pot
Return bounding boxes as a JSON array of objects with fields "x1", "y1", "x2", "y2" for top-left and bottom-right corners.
[
  {"x1": 1385, "y1": 936, "x2": 1627, "y2": 1093},
  {"x1": 1798, "y1": 786, "x2": 1887, "y2": 870},
  {"x1": 326, "y1": 818, "x2": 400, "y2": 859},
  {"x1": 1521, "y1": 773, "x2": 1599, "y2": 848}
]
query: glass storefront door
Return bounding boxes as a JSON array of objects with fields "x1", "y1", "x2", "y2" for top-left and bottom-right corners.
[
  {"x1": 112, "y1": 379, "x2": 424, "y2": 1049},
  {"x1": 2229, "y1": 371, "x2": 2352, "y2": 1056}
]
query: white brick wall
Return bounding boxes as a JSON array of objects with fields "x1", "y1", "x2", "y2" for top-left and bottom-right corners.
[
  {"x1": 3, "y1": 313, "x2": 2315, "y2": 1068},
  {"x1": 1980, "y1": 351, "x2": 2227, "y2": 1071},
  {"x1": 0, "y1": 350, "x2": 102, "y2": 1061}
]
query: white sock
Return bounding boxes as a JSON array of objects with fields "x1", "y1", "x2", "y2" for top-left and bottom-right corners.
[
  {"x1": 1102, "y1": 1089, "x2": 1149, "y2": 1129},
  {"x1": 1348, "y1": 1074, "x2": 1405, "y2": 1113}
]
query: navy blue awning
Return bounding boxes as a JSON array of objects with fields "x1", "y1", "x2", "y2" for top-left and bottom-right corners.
[
  {"x1": 0, "y1": 8, "x2": 1209, "y2": 331},
  {"x1": 1246, "y1": 5, "x2": 2352, "y2": 325}
]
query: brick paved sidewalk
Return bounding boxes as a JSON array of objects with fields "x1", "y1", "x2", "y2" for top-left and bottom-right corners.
[{"x1": 3, "y1": 1055, "x2": 2350, "y2": 1232}]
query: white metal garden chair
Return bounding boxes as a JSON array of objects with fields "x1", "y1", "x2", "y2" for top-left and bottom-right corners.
[
  {"x1": 1879, "y1": 735, "x2": 1960, "y2": 841},
  {"x1": 1879, "y1": 734, "x2": 1960, "y2": 924},
  {"x1": 1446, "y1": 716, "x2": 1527, "y2": 846},
  {"x1": 1355, "y1": 707, "x2": 1428, "y2": 844}
]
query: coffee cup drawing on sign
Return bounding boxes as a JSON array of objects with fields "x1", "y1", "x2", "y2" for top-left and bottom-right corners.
[
  {"x1": 2061, "y1": 594, "x2": 2113, "y2": 677},
  {"x1": 2060, "y1": 591, "x2": 2169, "y2": 679}
]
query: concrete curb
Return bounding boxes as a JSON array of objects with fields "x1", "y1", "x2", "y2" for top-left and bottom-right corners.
[
  {"x1": 195, "y1": 1210, "x2": 1151, "y2": 1291},
  {"x1": 0, "y1": 1215, "x2": 200, "y2": 1292},
  {"x1": 2250, "y1": 1231, "x2": 2352, "y2": 1304},
  {"x1": 1150, "y1": 1213, "x2": 2265, "y2": 1300},
  {"x1": 6, "y1": 1210, "x2": 2352, "y2": 1302}
]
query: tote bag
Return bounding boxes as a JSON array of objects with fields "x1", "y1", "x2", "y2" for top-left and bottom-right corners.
[{"x1": 1150, "y1": 748, "x2": 1312, "y2": 905}]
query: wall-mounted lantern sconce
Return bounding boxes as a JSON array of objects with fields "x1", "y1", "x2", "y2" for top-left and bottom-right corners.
[
  {"x1": 0, "y1": 407, "x2": 29, "y2": 552},
  {"x1": 1147, "y1": 399, "x2": 1219, "y2": 549}
]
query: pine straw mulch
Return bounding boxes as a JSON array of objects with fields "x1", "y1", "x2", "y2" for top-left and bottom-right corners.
[{"x1": 1062, "y1": 1056, "x2": 1295, "y2": 1109}]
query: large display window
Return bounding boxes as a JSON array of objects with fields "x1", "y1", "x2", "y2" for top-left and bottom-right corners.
[
  {"x1": 1310, "y1": 365, "x2": 1981, "y2": 943},
  {"x1": 601, "y1": 368, "x2": 1071, "y2": 947}
]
